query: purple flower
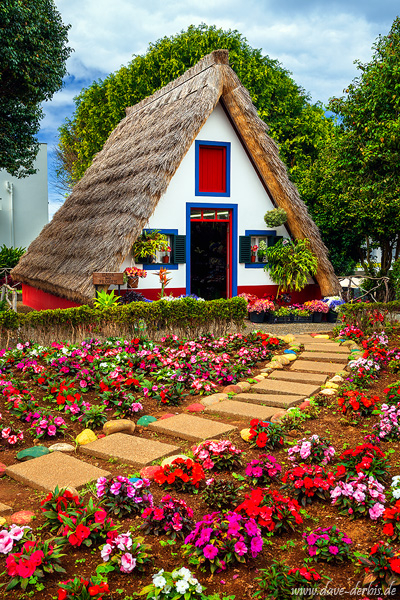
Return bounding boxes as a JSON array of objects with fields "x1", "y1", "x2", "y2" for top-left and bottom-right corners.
[
  {"x1": 250, "y1": 535, "x2": 263, "y2": 556},
  {"x1": 245, "y1": 520, "x2": 260, "y2": 537},
  {"x1": 203, "y1": 544, "x2": 218, "y2": 559}
]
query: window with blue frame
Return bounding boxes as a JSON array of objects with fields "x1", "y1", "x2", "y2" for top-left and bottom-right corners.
[
  {"x1": 195, "y1": 140, "x2": 231, "y2": 197},
  {"x1": 140, "y1": 230, "x2": 186, "y2": 270},
  {"x1": 239, "y1": 230, "x2": 282, "y2": 268}
]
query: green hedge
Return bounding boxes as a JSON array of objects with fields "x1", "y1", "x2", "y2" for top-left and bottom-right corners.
[
  {"x1": 337, "y1": 301, "x2": 400, "y2": 334},
  {"x1": 0, "y1": 297, "x2": 247, "y2": 347}
]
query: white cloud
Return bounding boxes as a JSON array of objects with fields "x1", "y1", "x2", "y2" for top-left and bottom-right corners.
[{"x1": 43, "y1": 0, "x2": 398, "y2": 207}]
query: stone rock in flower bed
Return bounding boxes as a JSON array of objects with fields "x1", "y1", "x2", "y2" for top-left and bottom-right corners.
[
  {"x1": 200, "y1": 394, "x2": 226, "y2": 407},
  {"x1": 76, "y1": 429, "x2": 97, "y2": 445},
  {"x1": 330, "y1": 375, "x2": 344, "y2": 383},
  {"x1": 270, "y1": 411, "x2": 286, "y2": 423},
  {"x1": 268, "y1": 361, "x2": 283, "y2": 369},
  {"x1": 186, "y1": 403, "x2": 205, "y2": 413},
  {"x1": 161, "y1": 454, "x2": 191, "y2": 467},
  {"x1": 103, "y1": 419, "x2": 135, "y2": 436},
  {"x1": 137, "y1": 415, "x2": 157, "y2": 426},
  {"x1": 49, "y1": 442, "x2": 75, "y2": 452},
  {"x1": 16, "y1": 446, "x2": 50, "y2": 461},
  {"x1": 222, "y1": 384, "x2": 242, "y2": 394},
  {"x1": 0, "y1": 502, "x2": 13, "y2": 514},
  {"x1": 140, "y1": 465, "x2": 160, "y2": 481},
  {"x1": 0, "y1": 462, "x2": 7, "y2": 476},
  {"x1": 159, "y1": 412, "x2": 175, "y2": 420},
  {"x1": 320, "y1": 388, "x2": 336, "y2": 396},
  {"x1": 240, "y1": 428, "x2": 251, "y2": 441},
  {"x1": 0, "y1": 518, "x2": 5, "y2": 527},
  {"x1": 237, "y1": 381, "x2": 251, "y2": 392},
  {"x1": 283, "y1": 334, "x2": 296, "y2": 344},
  {"x1": 10, "y1": 510, "x2": 35, "y2": 525}
]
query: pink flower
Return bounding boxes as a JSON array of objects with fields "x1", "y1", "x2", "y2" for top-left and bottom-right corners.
[
  {"x1": 234, "y1": 541, "x2": 247, "y2": 556},
  {"x1": 329, "y1": 545, "x2": 339, "y2": 555},
  {"x1": 203, "y1": 544, "x2": 218, "y2": 559},
  {"x1": 101, "y1": 543, "x2": 112, "y2": 561},
  {"x1": 8, "y1": 435, "x2": 17, "y2": 445},
  {"x1": 79, "y1": 380, "x2": 87, "y2": 388},
  {"x1": 120, "y1": 552, "x2": 136, "y2": 573},
  {"x1": 48, "y1": 425, "x2": 57, "y2": 436},
  {"x1": 0, "y1": 531, "x2": 13, "y2": 554}
]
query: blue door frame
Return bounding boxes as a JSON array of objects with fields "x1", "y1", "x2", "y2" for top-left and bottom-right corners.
[{"x1": 185, "y1": 202, "x2": 238, "y2": 297}]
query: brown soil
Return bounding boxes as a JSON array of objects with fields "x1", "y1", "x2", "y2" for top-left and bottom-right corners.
[{"x1": 0, "y1": 329, "x2": 399, "y2": 599}]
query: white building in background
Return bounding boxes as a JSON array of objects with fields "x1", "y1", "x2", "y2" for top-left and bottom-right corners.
[{"x1": 0, "y1": 143, "x2": 48, "y2": 249}]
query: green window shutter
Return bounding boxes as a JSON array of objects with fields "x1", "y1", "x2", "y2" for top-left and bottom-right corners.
[
  {"x1": 239, "y1": 236, "x2": 251, "y2": 262},
  {"x1": 267, "y1": 235, "x2": 282, "y2": 247},
  {"x1": 173, "y1": 235, "x2": 186, "y2": 263}
]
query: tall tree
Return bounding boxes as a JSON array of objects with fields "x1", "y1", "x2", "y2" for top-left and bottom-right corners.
[
  {"x1": 0, "y1": 0, "x2": 71, "y2": 177},
  {"x1": 302, "y1": 17, "x2": 400, "y2": 276},
  {"x1": 56, "y1": 24, "x2": 333, "y2": 188}
]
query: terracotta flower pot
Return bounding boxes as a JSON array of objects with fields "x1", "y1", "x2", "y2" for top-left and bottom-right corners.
[
  {"x1": 162, "y1": 255, "x2": 170, "y2": 264},
  {"x1": 127, "y1": 276, "x2": 139, "y2": 288},
  {"x1": 251, "y1": 255, "x2": 256, "y2": 263}
]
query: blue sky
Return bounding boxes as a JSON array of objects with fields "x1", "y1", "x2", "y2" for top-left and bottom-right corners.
[{"x1": 39, "y1": 0, "x2": 400, "y2": 217}]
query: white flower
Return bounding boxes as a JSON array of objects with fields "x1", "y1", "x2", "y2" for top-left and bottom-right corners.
[
  {"x1": 153, "y1": 575, "x2": 167, "y2": 589},
  {"x1": 196, "y1": 583, "x2": 203, "y2": 593},
  {"x1": 177, "y1": 567, "x2": 192, "y2": 580},
  {"x1": 175, "y1": 579, "x2": 190, "y2": 594},
  {"x1": 100, "y1": 544, "x2": 112, "y2": 561}
]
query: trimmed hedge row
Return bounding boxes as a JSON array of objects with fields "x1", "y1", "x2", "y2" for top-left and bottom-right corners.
[{"x1": 0, "y1": 297, "x2": 247, "y2": 347}]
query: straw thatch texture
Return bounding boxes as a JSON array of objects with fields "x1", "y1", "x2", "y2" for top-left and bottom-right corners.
[{"x1": 12, "y1": 49, "x2": 340, "y2": 302}]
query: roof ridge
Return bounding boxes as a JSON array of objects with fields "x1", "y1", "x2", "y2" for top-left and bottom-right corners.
[{"x1": 126, "y1": 49, "x2": 229, "y2": 117}]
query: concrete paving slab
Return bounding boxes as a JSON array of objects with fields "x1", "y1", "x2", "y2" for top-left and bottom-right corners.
[
  {"x1": 302, "y1": 343, "x2": 349, "y2": 353},
  {"x1": 80, "y1": 433, "x2": 179, "y2": 467},
  {"x1": 300, "y1": 351, "x2": 348, "y2": 364},
  {"x1": 148, "y1": 414, "x2": 236, "y2": 442},
  {"x1": 205, "y1": 400, "x2": 279, "y2": 420},
  {"x1": 291, "y1": 360, "x2": 342, "y2": 374},
  {"x1": 268, "y1": 371, "x2": 328, "y2": 385},
  {"x1": 6, "y1": 452, "x2": 111, "y2": 492},
  {"x1": 234, "y1": 392, "x2": 304, "y2": 408},
  {"x1": 251, "y1": 378, "x2": 321, "y2": 397},
  {"x1": 295, "y1": 335, "x2": 332, "y2": 343}
]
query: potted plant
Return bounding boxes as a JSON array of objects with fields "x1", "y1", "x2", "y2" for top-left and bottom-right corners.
[
  {"x1": 272, "y1": 305, "x2": 292, "y2": 324},
  {"x1": 132, "y1": 230, "x2": 169, "y2": 263},
  {"x1": 251, "y1": 244, "x2": 258, "y2": 263},
  {"x1": 123, "y1": 266, "x2": 147, "y2": 288},
  {"x1": 248, "y1": 299, "x2": 274, "y2": 323},
  {"x1": 263, "y1": 238, "x2": 318, "y2": 299},
  {"x1": 257, "y1": 240, "x2": 267, "y2": 263},
  {"x1": 264, "y1": 208, "x2": 288, "y2": 228},
  {"x1": 162, "y1": 245, "x2": 172, "y2": 264},
  {"x1": 291, "y1": 307, "x2": 312, "y2": 323},
  {"x1": 303, "y1": 299, "x2": 330, "y2": 322},
  {"x1": 323, "y1": 296, "x2": 345, "y2": 322}
]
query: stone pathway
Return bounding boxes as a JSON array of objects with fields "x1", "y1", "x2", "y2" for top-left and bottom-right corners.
[{"x1": 5, "y1": 332, "x2": 356, "y2": 493}]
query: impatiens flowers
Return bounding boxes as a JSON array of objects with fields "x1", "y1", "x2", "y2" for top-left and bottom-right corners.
[
  {"x1": 141, "y1": 495, "x2": 194, "y2": 540},
  {"x1": 154, "y1": 458, "x2": 205, "y2": 493},
  {"x1": 302, "y1": 526, "x2": 353, "y2": 563},
  {"x1": 183, "y1": 511, "x2": 263, "y2": 572},
  {"x1": 287, "y1": 434, "x2": 335, "y2": 466},
  {"x1": 330, "y1": 473, "x2": 385, "y2": 520},
  {"x1": 99, "y1": 530, "x2": 152, "y2": 574},
  {"x1": 248, "y1": 418, "x2": 285, "y2": 450},
  {"x1": 96, "y1": 475, "x2": 153, "y2": 518},
  {"x1": 281, "y1": 464, "x2": 335, "y2": 506},
  {"x1": 192, "y1": 439, "x2": 242, "y2": 471}
]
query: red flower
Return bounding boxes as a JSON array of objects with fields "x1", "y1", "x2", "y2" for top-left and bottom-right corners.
[
  {"x1": 390, "y1": 558, "x2": 400, "y2": 573},
  {"x1": 383, "y1": 523, "x2": 394, "y2": 536}
]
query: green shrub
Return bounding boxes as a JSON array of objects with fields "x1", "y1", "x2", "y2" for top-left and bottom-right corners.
[{"x1": 0, "y1": 244, "x2": 25, "y2": 268}]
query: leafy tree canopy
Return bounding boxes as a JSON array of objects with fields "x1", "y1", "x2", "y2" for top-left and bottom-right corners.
[
  {"x1": 57, "y1": 23, "x2": 333, "y2": 187},
  {"x1": 300, "y1": 16, "x2": 400, "y2": 276},
  {"x1": 0, "y1": 0, "x2": 71, "y2": 177}
]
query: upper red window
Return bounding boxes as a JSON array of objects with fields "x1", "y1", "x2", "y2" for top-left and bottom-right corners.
[
  {"x1": 195, "y1": 141, "x2": 231, "y2": 197},
  {"x1": 199, "y1": 145, "x2": 226, "y2": 193}
]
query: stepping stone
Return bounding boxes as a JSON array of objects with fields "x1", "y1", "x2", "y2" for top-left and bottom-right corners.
[
  {"x1": 302, "y1": 343, "x2": 349, "y2": 354},
  {"x1": 300, "y1": 352, "x2": 348, "y2": 364},
  {"x1": 148, "y1": 414, "x2": 236, "y2": 442},
  {"x1": 103, "y1": 419, "x2": 135, "y2": 435},
  {"x1": 6, "y1": 452, "x2": 110, "y2": 492},
  {"x1": 251, "y1": 378, "x2": 321, "y2": 397},
  {"x1": 268, "y1": 371, "x2": 328, "y2": 385},
  {"x1": 291, "y1": 360, "x2": 342, "y2": 374},
  {"x1": 295, "y1": 335, "x2": 331, "y2": 343},
  {"x1": 205, "y1": 400, "x2": 278, "y2": 421},
  {"x1": 80, "y1": 433, "x2": 179, "y2": 467},
  {"x1": 234, "y1": 392, "x2": 304, "y2": 409},
  {"x1": 16, "y1": 446, "x2": 50, "y2": 461},
  {"x1": 0, "y1": 502, "x2": 12, "y2": 515}
]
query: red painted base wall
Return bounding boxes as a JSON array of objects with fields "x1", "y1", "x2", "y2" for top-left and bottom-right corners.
[{"x1": 22, "y1": 284, "x2": 81, "y2": 311}]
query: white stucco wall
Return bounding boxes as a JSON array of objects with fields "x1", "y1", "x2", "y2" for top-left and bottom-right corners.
[
  {"x1": 122, "y1": 103, "x2": 289, "y2": 293},
  {"x1": 0, "y1": 144, "x2": 48, "y2": 249}
]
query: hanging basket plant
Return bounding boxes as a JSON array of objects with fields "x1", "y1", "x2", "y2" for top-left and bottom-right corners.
[
  {"x1": 132, "y1": 230, "x2": 169, "y2": 260},
  {"x1": 264, "y1": 208, "x2": 288, "y2": 228},
  {"x1": 263, "y1": 238, "x2": 318, "y2": 297}
]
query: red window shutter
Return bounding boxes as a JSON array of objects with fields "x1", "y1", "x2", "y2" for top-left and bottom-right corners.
[{"x1": 199, "y1": 145, "x2": 226, "y2": 193}]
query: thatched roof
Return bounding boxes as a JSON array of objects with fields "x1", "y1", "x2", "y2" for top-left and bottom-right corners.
[{"x1": 13, "y1": 50, "x2": 340, "y2": 303}]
